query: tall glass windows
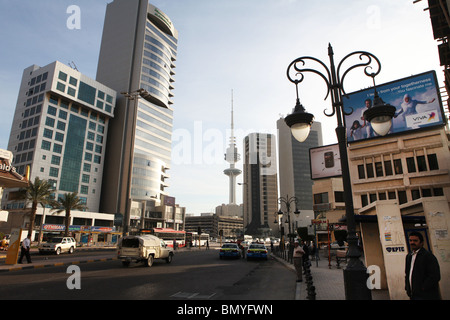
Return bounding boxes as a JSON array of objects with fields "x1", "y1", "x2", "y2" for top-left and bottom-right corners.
[
  {"x1": 77, "y1": 82, "x2": 96, "y2": 106},
  {"x1": 59, "y1": 114, "x2": 87, "y2": 192}
]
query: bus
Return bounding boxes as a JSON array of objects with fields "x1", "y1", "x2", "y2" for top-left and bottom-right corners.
[
  {"x1": 186, "y1": 232, "x2": 210, "y2": 247},
  {"x1": 140, "y1": 228, "x2": 186, "y2": 248}
]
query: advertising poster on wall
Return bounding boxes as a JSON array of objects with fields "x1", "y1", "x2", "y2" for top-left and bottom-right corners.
[
  {"x1": 343, "y1": 71, "x2": 445, "y2": 142},
  {"x1": 309, "y1": 143, "x2": 341, "y2": 180}
]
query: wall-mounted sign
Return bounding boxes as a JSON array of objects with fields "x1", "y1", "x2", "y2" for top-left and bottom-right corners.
[
  {"x1": 309, "y1": 143, "x2": 342, "y2": 180},
  {"x1": 385, "y1": 246, "x2": 406, "y2": 254}
]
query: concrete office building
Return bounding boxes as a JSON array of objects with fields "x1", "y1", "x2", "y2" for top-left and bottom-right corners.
[
  {"x1": 2, "y1": 61, "x2": 116, "y2": 213},
  {"x1": 348, "y1": 126, "x2": 450, "y2": 299},
  {"x1": 96, "y1": 0, "x2": 178, "y2": 229},
  {"x1": 242, "y1": 133, "x2": 279, "y2": 237},
  {"x1": 185, "y1": 213, "x2": 243, "y2": 240},
  {"x1": 277, "y1": 118, "x2": 322, "y2": 228}
]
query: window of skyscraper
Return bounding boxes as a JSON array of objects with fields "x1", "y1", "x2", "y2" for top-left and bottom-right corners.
[
  {"x1": 58, "y1": 71, "x2": 67, "y2": 82},
  {"x1": 78, "y1": 81, "x2": 96, "y2": 105}
]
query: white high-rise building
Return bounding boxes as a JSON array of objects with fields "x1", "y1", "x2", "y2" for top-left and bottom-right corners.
[
  {"x1": 96, "y1": 0, "x2": 179, "y2": 231},
  {"x1": 2, "y1": 61, "x2": 116, "y2": 212}
]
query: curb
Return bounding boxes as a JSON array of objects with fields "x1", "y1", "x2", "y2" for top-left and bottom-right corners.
[
  {"x1": 0, "y1": 256, "x2": 118, "y2": 273},
  {"x1": 270, "y1": 253, "x2": 305, "y2": 300}
]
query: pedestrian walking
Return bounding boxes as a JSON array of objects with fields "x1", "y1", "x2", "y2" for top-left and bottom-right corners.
[
  {"x1": 18, "y1": 234, "x2": 32, "y2": 264},
  {"x1": 301, "y1": 240, "x2": 310, "y2": 267},
  {"x1": 405, "y1": 231, "x2": 441, "y2": 300},
  {"x1": 293, "y1": 240, "x2": 304, "y2": 282}
]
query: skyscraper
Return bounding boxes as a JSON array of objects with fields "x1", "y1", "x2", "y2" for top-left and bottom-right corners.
[
  {"x1": 2, "y1": 61, "x2": 116, "y2": 212},
  {"x1": 96, "y1": 0, "x2": 178, "y2": 231},
  {"x1": 277, "y1": 117, "x2": 322, "y2": 227},
  {"x1": 242, "y1": 133, "x2": 278, "y2": 236}
]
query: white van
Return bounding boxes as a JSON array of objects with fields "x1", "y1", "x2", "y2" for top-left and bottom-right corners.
[{"x1": 117, "y1": 235, "x2": 174, "y2": 267}]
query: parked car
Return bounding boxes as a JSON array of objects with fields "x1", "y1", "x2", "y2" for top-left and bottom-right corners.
[
  {"x1": 117, "y1": 234, "x2": 174, "y2": 267},
  {"x1": 246, "y1": 243, "x2": 268, "y2": 260},
  {"x1": 219, "y1": 243, "x2": 241, "y2": 259},
  {"x1": 39, "y1": 237, "x2": 76, "y2": 255}
]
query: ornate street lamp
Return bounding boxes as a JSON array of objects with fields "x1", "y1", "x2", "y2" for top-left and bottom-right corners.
[
  {"x1": 278, "y1": 195, "x2": 300, "y2": 262},
  {"x1": 285, "y1": 44, "x2": 394, "y2": 300}
]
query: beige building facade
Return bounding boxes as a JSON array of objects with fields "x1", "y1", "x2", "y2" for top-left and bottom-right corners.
[{"x1": 348, "y1": 126, "x2": 450, "y2": 299}]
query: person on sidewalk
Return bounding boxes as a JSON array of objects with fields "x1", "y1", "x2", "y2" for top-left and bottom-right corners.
[
  {"x1": 18, "y1": 234, "x2": 32, "y2": 264},
  {"x1": 301, "y1": 240, "x2": 310, "y2": 267},
  {"x1": 293, "y1": 240, "x2": 305, "y2": 282},
  {"x1": 405, "y1": 231, "x2": 441, "y2": 300}
]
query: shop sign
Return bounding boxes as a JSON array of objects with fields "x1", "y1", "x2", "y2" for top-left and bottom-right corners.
[
  {"x1": 385, "y1": 246, "x2": 406, "y2": 254},
  {"x1": 91, "y1": 226, "x2": 114, "y2": 232},
  {"x1": 43, "y1": 224, "x2": 65, "y2": 231}
]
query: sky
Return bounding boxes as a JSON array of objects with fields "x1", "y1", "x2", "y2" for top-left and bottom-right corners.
[{"x1": 0, "y1": 0, "x2": 444, "y2": 215}]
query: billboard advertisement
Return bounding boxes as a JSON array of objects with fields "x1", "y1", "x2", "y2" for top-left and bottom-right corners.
[
  {"x1": 309, "y1": 143, "x2": 342, "y2": 180},
  {"x1": 343, "y1": 71, "x2": 445, "y2": 142}
]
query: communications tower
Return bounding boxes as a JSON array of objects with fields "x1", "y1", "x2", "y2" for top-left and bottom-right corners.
[{"x1": 224, "y1": 91, "x2": 241, "y2": 204}]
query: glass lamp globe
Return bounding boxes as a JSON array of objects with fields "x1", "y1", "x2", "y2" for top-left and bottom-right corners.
[
  {"x1": 290, "y1": 123, "x2": 311, "y2": 143},
  {"x1": 363, "y1": 92, "x2": 396, "y2": 137},
  {"x1": 285, "y1": 99, "x2": 314, "y2": 143},
  {"x1": 369, "y1": 115, "x2": 393, "y2": 136}
]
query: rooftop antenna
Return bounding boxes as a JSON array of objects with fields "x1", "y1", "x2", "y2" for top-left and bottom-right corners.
[{"x1": 68, "y1": 61, "x2": 79, "y2": 71}]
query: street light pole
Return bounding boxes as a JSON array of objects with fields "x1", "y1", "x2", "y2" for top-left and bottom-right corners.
[
  {"x1": 120, "y1": 89, "x2": 142, "y2": 236},
  {"x1": 237, "y1": 182, "x2": 247, "y2": 238},
  {"x1": 284, "y1": 44, "x2": 394, "y2": 300},
  {"x1": 278, "y1": 195, "x2": 300, "y2": 263}
]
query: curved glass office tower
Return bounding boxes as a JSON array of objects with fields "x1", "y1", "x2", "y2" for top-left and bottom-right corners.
[{"x1": 96, "y1": 0, "x2": 178, "y2": 230}]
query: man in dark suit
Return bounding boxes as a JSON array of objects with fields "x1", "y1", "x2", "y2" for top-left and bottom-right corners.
[{"x1": 405, "y1": 231, "x2": 441, "y2": 300}]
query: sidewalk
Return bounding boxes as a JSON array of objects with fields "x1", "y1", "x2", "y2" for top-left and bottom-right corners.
[{"x1": 271, "y1": 253, "x2": 390, "y2": 300}]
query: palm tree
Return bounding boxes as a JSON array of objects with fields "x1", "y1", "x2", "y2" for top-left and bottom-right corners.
[
  {"x1": 19, "y1": 177, "x2": 54, "y2": 236},
  {"x1": 52, "y1": 192, "x2": 87, "y2": 236}
]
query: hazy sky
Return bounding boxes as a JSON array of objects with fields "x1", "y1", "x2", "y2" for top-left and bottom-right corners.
[{"x1": 0, "y1": 0, "x2": 443, "y2": 214}]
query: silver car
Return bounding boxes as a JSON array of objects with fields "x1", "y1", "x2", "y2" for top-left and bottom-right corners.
[{"x1": 39, "y1": 237, "x2": 77, "y2": 255}]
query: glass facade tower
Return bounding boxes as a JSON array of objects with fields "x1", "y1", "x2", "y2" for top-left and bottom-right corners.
[{"x1": 96, "y1": 0, "x2": 178, "y2": 230}]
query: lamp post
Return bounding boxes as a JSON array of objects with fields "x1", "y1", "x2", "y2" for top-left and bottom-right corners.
[
  {"x1": 284, "y1": 44, "x2": 395, "y2": 300},
  {"x1": 278, "y1": 195, "x2": 300, "y2": 262},
  {"x1": 237, "y1": 182, "x2": 247, "y2": 238},
  {"x1": 120, "y1": 88, "x2": 165, "y2": 236}
]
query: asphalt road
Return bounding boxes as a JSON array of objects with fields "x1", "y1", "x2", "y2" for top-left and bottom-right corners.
[{"x1": 1, "y1": 248, "x2": 296, "y2": 301}]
